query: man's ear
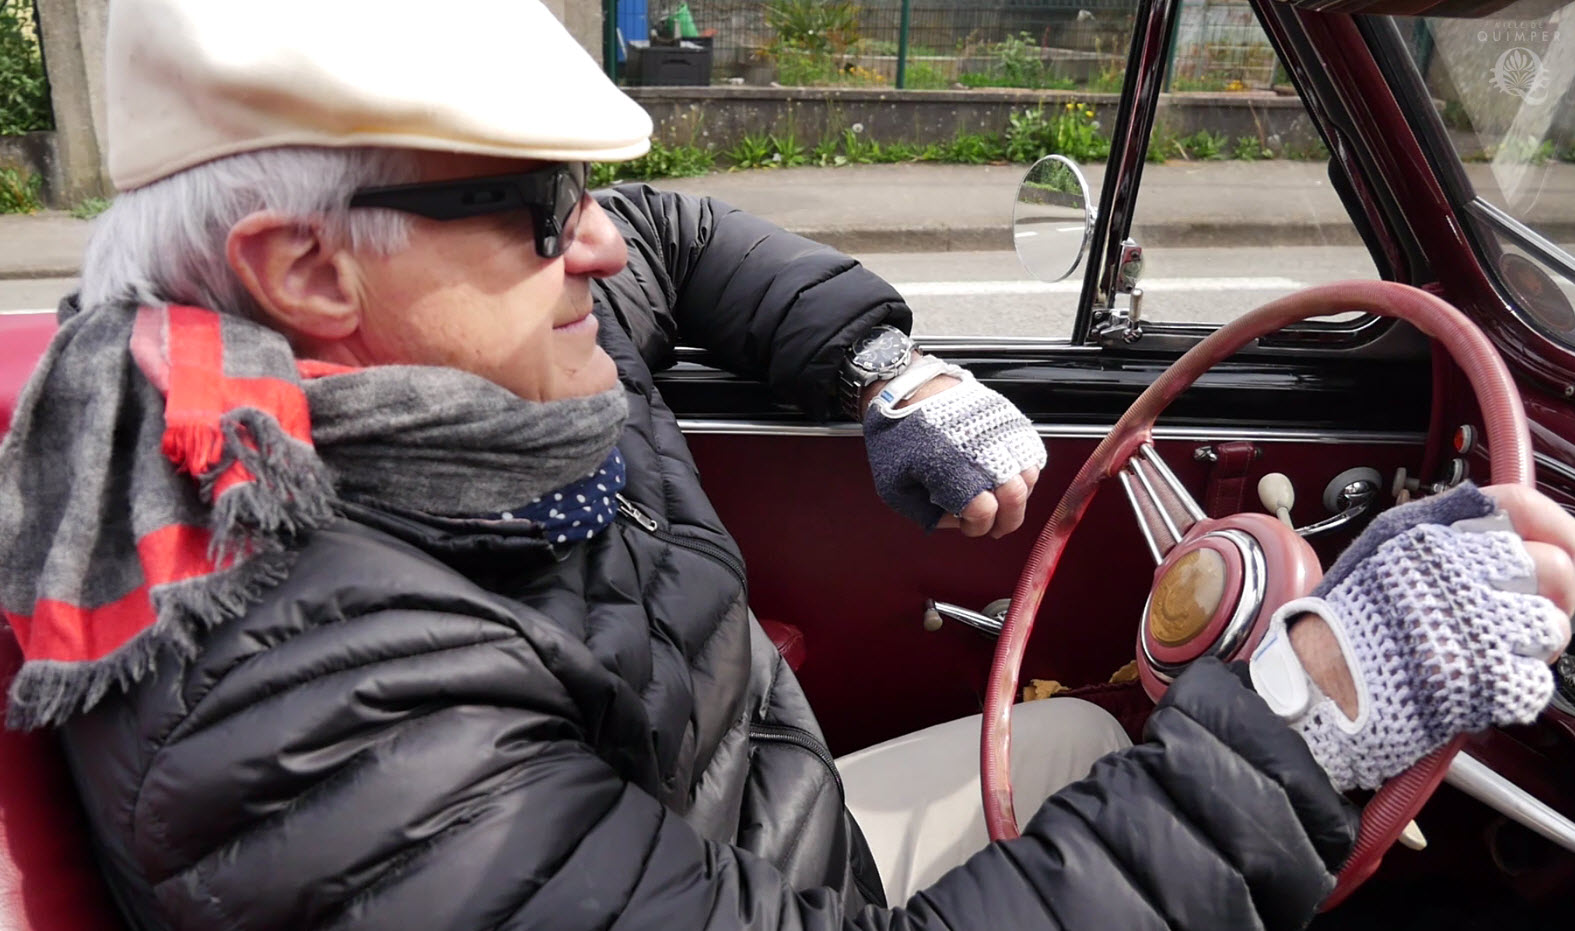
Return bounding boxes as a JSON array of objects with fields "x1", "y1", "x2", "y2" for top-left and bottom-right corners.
[{"x1": 226, "y1": 212, "x2": 362, "y2": 341}]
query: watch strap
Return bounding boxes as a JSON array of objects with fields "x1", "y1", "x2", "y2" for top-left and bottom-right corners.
[{"x1": 870, "y1": 356, "x2": 964, "y2": 415}]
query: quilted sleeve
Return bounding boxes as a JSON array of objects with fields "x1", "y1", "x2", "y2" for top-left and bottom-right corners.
[{"x1": 595, "y1": 183, "x2": 913, "y2": 420}]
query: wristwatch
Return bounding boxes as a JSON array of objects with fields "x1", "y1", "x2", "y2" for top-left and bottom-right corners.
[{"x1": 838, "y1": 325, "x2": 917, "y2": 418}]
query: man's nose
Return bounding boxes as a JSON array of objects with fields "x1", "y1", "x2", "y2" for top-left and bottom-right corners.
[{"x1": 563, "y1": 196, "x2": 627, "y2": 279}]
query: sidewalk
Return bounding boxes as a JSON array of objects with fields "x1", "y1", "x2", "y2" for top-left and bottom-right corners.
[{"x1": 5, "y1": 160, "x2": 1573, "y2": 279}]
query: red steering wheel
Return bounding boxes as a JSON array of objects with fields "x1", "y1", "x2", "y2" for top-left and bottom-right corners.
[{"x1": 981, "y1": 280, "x2": 1533, "y2": 910}]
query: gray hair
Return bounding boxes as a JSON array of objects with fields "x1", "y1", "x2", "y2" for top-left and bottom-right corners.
[{"x1": 80, "y1": 147, "x2": 421, "y2": 316}]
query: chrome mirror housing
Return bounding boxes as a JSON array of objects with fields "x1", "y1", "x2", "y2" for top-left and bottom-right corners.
[{"x1": 1012, "y1": 154, "x2": 1096, "y2": 283}]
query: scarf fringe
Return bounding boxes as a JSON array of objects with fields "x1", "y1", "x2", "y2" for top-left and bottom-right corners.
[
  {"x1": 162, "y1": 421, "x2": 228, "y2": 478},
  {"x1": 208, "y1": 409, "x2": 338, "y2": 565},
  {"x1": 6, "y1": 551, "x2": 298, "y2": 730}
]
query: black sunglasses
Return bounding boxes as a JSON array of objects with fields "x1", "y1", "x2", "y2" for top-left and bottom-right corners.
[{"x1": 348, "y1": 161, "x2": 590, "y2": 259}]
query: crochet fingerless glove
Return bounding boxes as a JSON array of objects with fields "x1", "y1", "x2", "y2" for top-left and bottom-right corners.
[
  {"x1": 1253, "y1": 483, "x2": 1564, "y2": 791},
  {"x1": 863, "y1": 370, "x2": 1046, "y2": 529}
]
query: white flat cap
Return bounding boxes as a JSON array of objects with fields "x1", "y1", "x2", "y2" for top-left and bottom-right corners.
[{"x1": 107, "y1": 0, "x2": 653, "y2": 190}]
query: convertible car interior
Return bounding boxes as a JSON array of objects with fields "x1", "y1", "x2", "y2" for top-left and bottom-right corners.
[{"x1": 3, "y1": 0, "x2": 1575, "y2": 927}]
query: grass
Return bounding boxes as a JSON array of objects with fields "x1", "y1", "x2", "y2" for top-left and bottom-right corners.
[{"x1": 588, "y1": 109, "x2": 1336, "y2": 188}]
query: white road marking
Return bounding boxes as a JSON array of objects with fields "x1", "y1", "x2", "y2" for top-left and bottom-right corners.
[{"x1": 890, "y1": 277, "x2": 1307, "y2": 296}]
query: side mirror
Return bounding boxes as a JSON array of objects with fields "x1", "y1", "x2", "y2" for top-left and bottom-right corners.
[{"x1": 1013, "y1": 155, "x2": 1095, "y2": 283}]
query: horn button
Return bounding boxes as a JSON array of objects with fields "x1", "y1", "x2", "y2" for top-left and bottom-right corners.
[{"x1": 1140, "y1": 528, "x2": 1267, "y2": 688}]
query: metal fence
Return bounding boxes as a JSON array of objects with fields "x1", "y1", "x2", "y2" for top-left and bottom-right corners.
[{"x1": 614, "y1": 0, "x2": 1281, "y2": 92}]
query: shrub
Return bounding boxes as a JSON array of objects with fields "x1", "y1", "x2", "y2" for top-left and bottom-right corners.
[
  {"x1": 0, "y1": 0, "x2": 53, "y2": 135},
  {"x1": 0, "y1": 165, "x2": 42, "y2": 213},
  {"x1": 765, "y1": 0, "x2": 859, "y2": 55},
  {"x1": 994, "y1": 32, "x2": 1046, "y2": 88}
]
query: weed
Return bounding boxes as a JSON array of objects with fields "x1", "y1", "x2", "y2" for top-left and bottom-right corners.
[
  {"x1": 727, "y1": 132, "x2": 776, "y2": 170},
  {"x1": 1004, "y1": 104, "x2": 1109, "y2": 163},
  {"x1": 1178, "y1": 130, "x2": 1228, "y2": 160},
  {"x1": 591, "y1": 141, "x2": 715, "y2": 187},
  {"x1": 1147, "y1": 124, "x2": 1180, "y2": 163},
  {"x1": 1170, "y1": 74, "x2": 1232, "y2": 93},
  {"x1": 939, "y1": 132, "x2": 1005, "y2": 165},
  {"x1": 1232, "y1": 135, "x2": 1273, "y2": 161},
  {"x1": 842, "y1": 126, "x2": 883, "y2": 162},
  {"x1": 775, "y1": 48, "x2": 840, "y2": 87},
  {"x1": 0, "y1": 166, "x2": 42, "y2": 214},
  {"x1": 1004, "y1": 109, "x2": 1050, "y2": 163},
  {"x1": 810, "y1": 135, "x2": 845, "y2": 167},
  {"x1": 1280, "y1": 138, "x2": 1331, "y2": 161},
  {"x1": 875, "y1": 141, "x2": 907, "y2": 162},
  {"x1": 1087, "y1": 67, "x2": 1125, "y2": 94},
  {"x1": 70, "y1": 196, "x2": 112, "y2": 220},
  {"x1": 769, "y1": 132, "x2": 809, "y2": 168},
  {"x1": 1489, "y1": 136, "x2": 1557, "y2": 166},
  {"x1": 902, "y1": 61, "x2": 951, "y2": 90}
]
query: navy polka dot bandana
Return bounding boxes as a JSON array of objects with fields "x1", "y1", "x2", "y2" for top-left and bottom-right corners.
[{"x1": 494, "y1": 449, "x2": 626, "y2": 544}]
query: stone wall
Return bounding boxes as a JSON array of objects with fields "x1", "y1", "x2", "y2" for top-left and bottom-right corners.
[
  {"x1": 625, "y1": 85, "x2": 1321, "y2": 153},
  {"x1": 0, "y1": 131, "x2": 59, "y2": 203}
]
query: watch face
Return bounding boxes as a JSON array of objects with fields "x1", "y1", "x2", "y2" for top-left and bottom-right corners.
[{"x1": 854, "y1": 328, "x2": 912, "y2": 375}]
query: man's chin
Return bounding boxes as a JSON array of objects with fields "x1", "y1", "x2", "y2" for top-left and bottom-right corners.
[{"x1": 553, "y1": 347, "x2": 620, "y2": 400}]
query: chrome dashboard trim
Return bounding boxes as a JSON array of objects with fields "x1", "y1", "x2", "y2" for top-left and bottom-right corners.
[
  {"x1": 1536, "y1": 452, "x2": 1575, "y2": 486},
  {"x1": 677, "y1": 419, "x2": 1426, "y2": 445}
]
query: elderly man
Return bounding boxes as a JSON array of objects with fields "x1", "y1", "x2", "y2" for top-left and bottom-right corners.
[{"x1": 1, "y1": 1, "x2": 1572, "y2": 930}]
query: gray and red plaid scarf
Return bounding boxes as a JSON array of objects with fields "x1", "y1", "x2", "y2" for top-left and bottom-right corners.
[{"x1": 0, "y1": 299, "x2": 626, "y2": 729}]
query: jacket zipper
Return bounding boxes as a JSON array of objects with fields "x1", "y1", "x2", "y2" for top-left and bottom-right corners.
[
  {"x1": 749, "y1": 722, "x2": 845, "y2": 799},
  {"x1": 615, "y1": 494, "x2": 748, "y2": 586}
]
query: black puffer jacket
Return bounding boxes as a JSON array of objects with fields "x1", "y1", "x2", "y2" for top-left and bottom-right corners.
[{"x1": 59, "y1": 186, "x2": 1355, "y2": 931}]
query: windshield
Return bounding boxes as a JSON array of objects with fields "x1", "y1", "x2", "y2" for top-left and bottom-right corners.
[{"x1": 1393, "y1": 1, "x2": 1575, "y2": 346}]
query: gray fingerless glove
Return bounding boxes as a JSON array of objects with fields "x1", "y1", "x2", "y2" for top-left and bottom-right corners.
[
  {"x1": 1250, "y1": 483, "x2": 1565, "y2": 791},
  {"x1": 863, "y1": 371, "x2": 1046, "y2": 529}
]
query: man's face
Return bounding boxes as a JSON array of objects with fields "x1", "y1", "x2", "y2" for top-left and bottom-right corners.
[{"x1": 347, "y1": 152, "x2": 626, "y2": 402}]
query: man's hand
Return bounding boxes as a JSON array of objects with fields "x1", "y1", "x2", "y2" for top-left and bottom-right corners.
[
  {"x1": 1260, "y1": 482, "x2": 1575, "y2": 791},
  {"x1": 859, "y1": 357, "x2": 1046, "y2": 536},
  {"x1": 1289, "y1": 484, "x2": 1573, "y2": 719}
]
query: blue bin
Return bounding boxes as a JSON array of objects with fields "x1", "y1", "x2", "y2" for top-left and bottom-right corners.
[{"x1": 616, "y1": 0, "x2": 649, "y2": 63}]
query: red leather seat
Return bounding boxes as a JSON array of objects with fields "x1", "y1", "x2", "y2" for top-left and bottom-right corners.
[
  {"x1": 0, "y1": 312, "x2": 126, "y2": 929},
  {"x1": 0, "y1": 315, "x2": 56, "y2": 436},
  {"x1": 758, "y1": 618, "x2": 807, "y2": 671},
  {"x1": 0, "y1": 635, "x2": 125, "y2": 931}
]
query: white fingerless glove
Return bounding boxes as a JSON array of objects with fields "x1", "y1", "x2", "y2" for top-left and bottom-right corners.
[
  {"x1": 1250, "y1": 483, "x2": 1565, "y2": 791},
  {"x1": 863, "y1": 365, "x2": 1046, "y2": 530}
]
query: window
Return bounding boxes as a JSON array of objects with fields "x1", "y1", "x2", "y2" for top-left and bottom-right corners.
[
  {"x1": 1122, "y1": 1, "x2": 1376, "y2": 329},
  {"x1": 1393, "y1": 0, "x2": 1575, "y2": 348}
]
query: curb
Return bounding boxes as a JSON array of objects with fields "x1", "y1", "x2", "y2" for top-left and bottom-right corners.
[
  {"x1": 784, "y1": 221, "x2": 1364, "y2": 255},
  {"x1": 0, "y1": 222, "x2": 1369, "y2": 280},
  {"x1": 0, "y1": 265, "x2": 80, "y2": 282}
]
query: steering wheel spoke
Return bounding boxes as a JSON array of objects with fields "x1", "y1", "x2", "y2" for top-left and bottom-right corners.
[{"x1": 1118, "y1": 444, "x2": 1205, "y2": 564}]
